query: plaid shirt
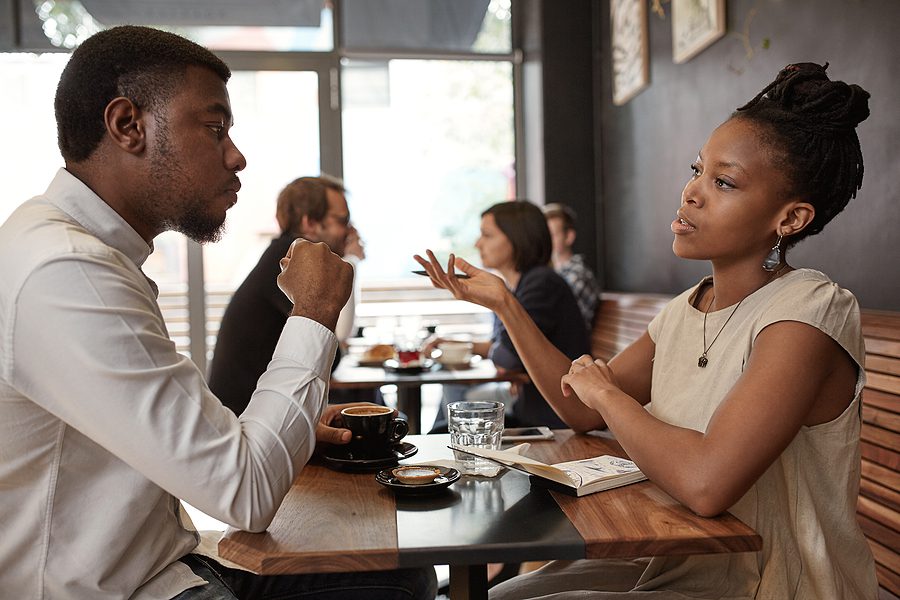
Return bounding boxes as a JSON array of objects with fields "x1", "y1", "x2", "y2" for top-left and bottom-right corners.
[{"x1": 557, "y1": 254, "x2": 601, "y2": 329}]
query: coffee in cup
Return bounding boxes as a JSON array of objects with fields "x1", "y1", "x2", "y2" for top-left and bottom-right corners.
[{"x1": 340, "y1": 406, "x2": 409, "y2": 459}]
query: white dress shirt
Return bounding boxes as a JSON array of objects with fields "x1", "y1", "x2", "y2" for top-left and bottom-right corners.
[{"x1": 0, "y1": 169, "x2": 337, "y2": 599}]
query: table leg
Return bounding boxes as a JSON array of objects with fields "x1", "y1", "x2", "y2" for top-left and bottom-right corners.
[
  {"x1": 396, "y1": 386, "x2": 422, "y2": 434},
  {"x1": 449, "y1": 564, "x2": 488, "y2": 600}
]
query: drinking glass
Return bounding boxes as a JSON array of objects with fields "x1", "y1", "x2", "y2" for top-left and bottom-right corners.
[{"x1": 447, "y1": 400, "x2": 504, "y2": 475}]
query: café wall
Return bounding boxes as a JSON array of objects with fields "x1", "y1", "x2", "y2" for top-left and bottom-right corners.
[{"x1": 592, "y1": 0, "x2": 900, "y2": 311}]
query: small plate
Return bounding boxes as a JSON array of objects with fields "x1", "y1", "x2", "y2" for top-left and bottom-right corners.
[
  {"x1": 356, "y1": 358, "x2": 389, "y2": 368},
  {"x1": 436, "y1": 355, "x2": 481, "y2": 370},
  {"x1": 376, "y1": 465, "x2": 460, "y2": 495},
  {"x1": 322, "y1": 442, "x2": 418, "y2": 472},
  {"x1": 383, "y1": 358, "x2": 434, "y2": 374}
]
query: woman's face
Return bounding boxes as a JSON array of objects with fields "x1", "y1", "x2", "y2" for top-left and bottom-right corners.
[
  {"x1": 672, "y1": 118, "x2": 794, "y2": 266},
  {"x1": 475, "y1": 213, "x2": 516, "y2": 271}
]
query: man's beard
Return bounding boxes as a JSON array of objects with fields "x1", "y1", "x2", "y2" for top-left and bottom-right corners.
[
  {"x1": 144, "y1": 123, "x2": 227, "y2": 244},
  {"x1": 164, "y1": 204, "x2": 226, "y2": 244}
]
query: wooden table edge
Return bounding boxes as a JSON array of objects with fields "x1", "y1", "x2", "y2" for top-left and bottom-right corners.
[{"x1": 218, "y1": 533, "x2": 400, "y2": 575}]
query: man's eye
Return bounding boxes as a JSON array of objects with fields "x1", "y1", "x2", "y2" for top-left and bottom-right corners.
[{"x1": 690, "y1": 163, "x2": 701, "y2": 177}]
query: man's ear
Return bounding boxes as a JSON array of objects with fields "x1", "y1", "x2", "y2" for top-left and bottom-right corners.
[
  {"x1": 104, "y1": 97, "x2": 146, "y2": 155},
  {"x1": 564, "y1": 228, "x2": 577, "y2": 248},
  {"x1": 779, "y1": 201, "x2": 816, "y2": 237},
  {"x1": 298, "y1": 215, "x2": 321, "y2": 238}
]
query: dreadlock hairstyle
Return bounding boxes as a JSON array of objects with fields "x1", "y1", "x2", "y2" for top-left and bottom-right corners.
[
  {"x1": 55, "y1": 26, "x2": 230, "y2": 163},
  {"x1": 733, "y1": 62, "x2": 870, "y2": 247}
]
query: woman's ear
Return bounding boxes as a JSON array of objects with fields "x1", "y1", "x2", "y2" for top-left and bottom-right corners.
[
  {"x1": 779, "y1": 201, "x2": 816, "y2": 237},
  {"x1": 104, "y1": 97, "x2": 146, "y2": 154}
]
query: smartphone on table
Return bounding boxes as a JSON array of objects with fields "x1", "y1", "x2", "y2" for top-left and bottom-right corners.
[{"x1": 502, "y1": 426, "x2": 554, "y2": 441}]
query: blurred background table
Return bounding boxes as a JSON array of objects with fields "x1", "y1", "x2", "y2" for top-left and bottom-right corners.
[{"x1": 331, "y1": 356, "x2": 529, "y2": 433}]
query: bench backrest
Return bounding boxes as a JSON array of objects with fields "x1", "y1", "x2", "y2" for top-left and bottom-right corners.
[{"x1": 591, "y1": 293, "x2": 900, "y2": 598}]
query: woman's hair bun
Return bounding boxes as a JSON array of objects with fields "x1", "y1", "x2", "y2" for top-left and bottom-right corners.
[
  {"x1": 734, "y1": 62, "x2": 869, "y2": 246},
  {"x1": 749, "y1": 62, "x2": 870, "y2": 133}
]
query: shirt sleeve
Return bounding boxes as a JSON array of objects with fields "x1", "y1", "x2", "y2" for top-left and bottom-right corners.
[
  {"x1": 490, "y1": 269, "x2": 565, "y2": 370},
  {"x1": 10, "y1": 251, "x2": 336, "y2": 532},
  {"x1": 753, "y1": 276, "x2": 866, "y2": 372}
]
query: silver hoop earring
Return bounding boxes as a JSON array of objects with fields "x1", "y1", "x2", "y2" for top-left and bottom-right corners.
[{"x1": 762, "y1": 234, "x2": 783, "y2": 272}]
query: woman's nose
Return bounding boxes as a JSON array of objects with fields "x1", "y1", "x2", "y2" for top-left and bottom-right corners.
[{"x1": 681, "y1": 179, "x2": 702, "y2": 207}]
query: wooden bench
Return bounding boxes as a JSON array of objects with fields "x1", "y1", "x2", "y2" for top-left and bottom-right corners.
[{"x1": 590, "y1": 293, "x2": 900, "y2": 598}]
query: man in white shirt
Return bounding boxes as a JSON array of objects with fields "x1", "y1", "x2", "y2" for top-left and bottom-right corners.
[{"x1": 0, "y1": 25, "x2": 435, "y2": 600}]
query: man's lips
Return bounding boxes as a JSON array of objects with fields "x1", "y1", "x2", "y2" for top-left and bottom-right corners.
[{"x1": 224, "y1": 179, "x2": 241, "y2": 208}]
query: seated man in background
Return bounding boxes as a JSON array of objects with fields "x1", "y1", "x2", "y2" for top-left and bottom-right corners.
[
  {"x1": 0, "y1": 25, "x2": 434, "y2": 599},
  {"x1": 209, "y1": 175, "x2": 372, "y2": 415},
  {"x1": 543, "y1": 202, "x2": 602, "y2": 329}
]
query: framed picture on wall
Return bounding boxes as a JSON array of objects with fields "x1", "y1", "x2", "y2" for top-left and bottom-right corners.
[
  {"x1": 611, "y1": 0, "x2": 649, "y2": 106},
  {"x1": 671, "y1": 0, "x2": 726, "y2": 64}
]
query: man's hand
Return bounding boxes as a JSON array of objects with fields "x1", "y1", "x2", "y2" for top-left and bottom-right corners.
[
  {"x1": 315, "y1": 402, "x2": 397, "y2": 446},
  {"x1": 278, "y1": 239, "x2": 353, "y2": 332},
  {"x1": 343, "y1": 225, "x2": 366, "y2": 261}
]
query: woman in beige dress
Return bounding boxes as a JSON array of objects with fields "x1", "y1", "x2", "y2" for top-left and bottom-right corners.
[{"x1": 415, "y1": 63, "x2": 878, "y2": 599}]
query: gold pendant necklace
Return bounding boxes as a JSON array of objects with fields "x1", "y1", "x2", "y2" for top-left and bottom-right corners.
[
  {"x1": 698, "y1": 294, "x2": 744, "y2": 368},
  {"x1": 697, "y1": 264, "x2": 790, "y2": 368}
]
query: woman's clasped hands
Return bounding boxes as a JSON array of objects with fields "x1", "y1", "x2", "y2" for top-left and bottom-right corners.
[{"x1": 560, "y1": 354, "x2": 622, "y2": 414}]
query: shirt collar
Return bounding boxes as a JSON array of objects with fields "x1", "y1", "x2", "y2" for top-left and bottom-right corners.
[{"x1": 44, "y1": 168, "x2": 153, "y2": 268}]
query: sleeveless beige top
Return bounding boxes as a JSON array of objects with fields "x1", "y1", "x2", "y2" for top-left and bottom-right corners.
[{"x1": 639, "y1": 269, "x2": 877, "y2": 599}]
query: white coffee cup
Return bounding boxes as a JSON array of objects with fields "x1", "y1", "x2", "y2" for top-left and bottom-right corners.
[{"x1": 437, "y1": 341, "x2": 474, "y2": 364}]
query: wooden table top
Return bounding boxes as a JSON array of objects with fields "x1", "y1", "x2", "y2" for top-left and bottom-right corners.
[{"x1": 218, "y1": 431, "x2": 761, "y2": 575}]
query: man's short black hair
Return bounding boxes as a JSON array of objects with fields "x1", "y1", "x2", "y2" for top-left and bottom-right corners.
[{"x1": 54, "y1": 25, "x2": 231, "y2": 163}]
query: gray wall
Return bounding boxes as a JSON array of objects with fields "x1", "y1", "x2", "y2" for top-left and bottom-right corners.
[{"x1": 595, "y1": 0, "x2": 899, "y2": 310}]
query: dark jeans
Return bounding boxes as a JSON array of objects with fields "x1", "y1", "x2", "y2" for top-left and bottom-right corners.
[{"x1": 174, "y1": 554, "x2": 437, "y2": 600}]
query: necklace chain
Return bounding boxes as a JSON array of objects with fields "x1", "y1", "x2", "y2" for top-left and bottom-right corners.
[
  {"x1": 697, "y1": 263, "x2": 790, "y2": 368},
  {"x1": 698, "y1": 295, "x2": 743, "y2": 367}
]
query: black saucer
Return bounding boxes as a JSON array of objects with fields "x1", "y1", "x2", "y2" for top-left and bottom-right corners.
[
  {"x1": 322, "y1": 441, "x2": 418, "y2": 472},
  {"x1": 376, "y1": 465, "x2": 460, "y2": 496}
]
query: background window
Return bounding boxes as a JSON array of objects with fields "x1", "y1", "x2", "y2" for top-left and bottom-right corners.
[
  {"x1": 341, "y1": 0, "x2": 511, "y2": 53},
  {"x1": 29, "y1": 0, "x2": 333, "y2": 51},
  {"x1": 341, "y1": 58, "x2": 515, "y2": 283}
]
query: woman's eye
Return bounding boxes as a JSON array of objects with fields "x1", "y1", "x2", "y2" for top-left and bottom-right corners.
[
  {"x1": 715, "y1": 178, "x2": 735, "y2": 189},
  {"x1": 690, "y1": 164, "x2": 701, "y2": 177}
]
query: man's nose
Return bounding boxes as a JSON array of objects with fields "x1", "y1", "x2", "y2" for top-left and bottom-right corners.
[{"x1": 225, "y1": 138, "x2": 247, "y2": 172}]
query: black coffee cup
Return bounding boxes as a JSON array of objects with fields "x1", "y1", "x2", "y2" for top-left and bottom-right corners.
[{"x1": 340, "y1": 406, "x2": 409, "y2": 459}]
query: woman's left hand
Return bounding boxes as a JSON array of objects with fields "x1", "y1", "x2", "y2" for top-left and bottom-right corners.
[{"x1": 560, "y1": 354, "x2": 622, "y2": 413}]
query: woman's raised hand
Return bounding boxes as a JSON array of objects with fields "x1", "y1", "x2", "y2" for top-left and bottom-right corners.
[{"x1": 413, "y1": 250, "x2": 509, "y2": 312}]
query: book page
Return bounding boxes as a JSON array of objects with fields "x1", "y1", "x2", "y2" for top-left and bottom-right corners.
[{"x1": 554, "y1": 456, "x2": 641, "y2": 487}]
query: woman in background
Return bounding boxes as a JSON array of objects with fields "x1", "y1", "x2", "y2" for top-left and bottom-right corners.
[
  {"x1": 429, "y1": 200, "x2": 590, "y2": 432},
  {"x1": 416, "y1": 63, "x2": 878, "y2": 599}
]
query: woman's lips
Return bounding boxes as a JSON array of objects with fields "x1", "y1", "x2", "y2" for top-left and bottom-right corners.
[{"x1": 671, "y1": 215, "x2": 696, "y2": 234}]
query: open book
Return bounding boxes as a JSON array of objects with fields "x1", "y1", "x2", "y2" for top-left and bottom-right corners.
[{"x1": 451, "y1": 445, "x2": 646, "y2": 497}]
